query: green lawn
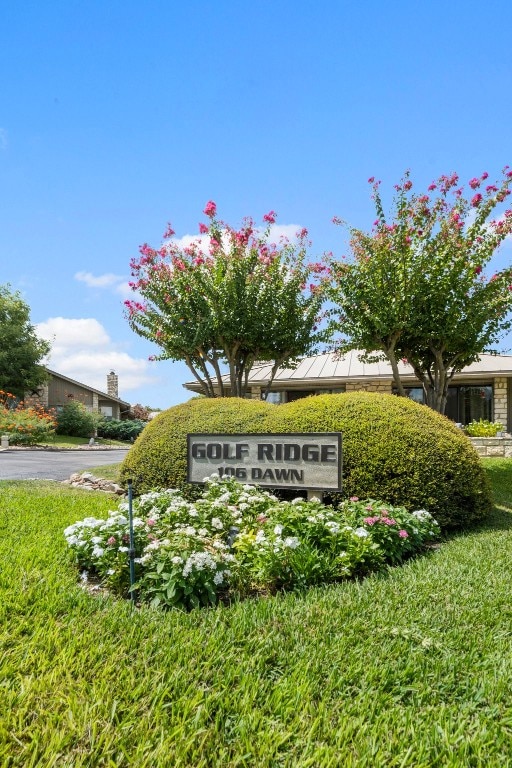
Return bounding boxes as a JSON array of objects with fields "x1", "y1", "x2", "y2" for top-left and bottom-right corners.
[
  {"x1": 38, "y1": 434, "x2": 131, "y2": 449},
  {"x1": 1, "y1": 461, "x2": 512, "y2": 766},
  {"x1": 79, "y1": 462, "x2": 123, "y2": 482}
]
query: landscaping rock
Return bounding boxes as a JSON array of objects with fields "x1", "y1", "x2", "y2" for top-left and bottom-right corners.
[{"x1": 62, "y1": 472, "x2": 125, "y2": 495}]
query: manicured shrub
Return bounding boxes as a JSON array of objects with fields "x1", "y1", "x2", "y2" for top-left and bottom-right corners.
[
  {"x1": 97, "y1": 418, "x2": 145, "y2": 442},
  {"x1": 268, "y1": 392, "x2": 492, "y2": 529},
  {"x1": 56, "y1": 400, "x2": 99, "y2": 438},
  {"x1": 120, "y1": 392, "x2": 492, "y2": 529},
  {"x1": 119, "y1": 397, "x2": 274, "y2": 494}
]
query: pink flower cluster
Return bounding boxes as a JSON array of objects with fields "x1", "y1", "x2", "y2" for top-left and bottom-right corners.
[
  {"x1": 203, "y1": 200, "x2": 217, "y2": 218},
  {"x1": 363, "y1": 515, "x2": 397, "y2": 526}
]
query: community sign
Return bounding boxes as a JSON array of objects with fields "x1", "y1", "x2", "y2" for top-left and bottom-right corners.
[{"x1": 187, "y1": 433, "x2": 342, "y2": 491}]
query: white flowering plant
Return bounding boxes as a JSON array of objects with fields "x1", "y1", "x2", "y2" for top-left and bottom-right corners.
[
  {"x1": 65, "y1": 475, "x2": 441, "y2": 610},
  {"x1": 339, "y1": 498, "x2": 441, "y2": 564},
  {"x1": 63, "y1": 510, "x2": 148, "y2": 593}
]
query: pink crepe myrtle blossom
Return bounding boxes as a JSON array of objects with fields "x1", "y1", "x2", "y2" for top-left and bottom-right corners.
[
  {"x1": 398, "y1": 530, "x2": 409, "y2": 538},
  {"x1": 326, "y1": 167, "x2": 512, "y2": 415},
  {"x1": 107, "y1": 536, "x2": 116, "y2": 546},
  {"x1": 203, "y1": 200, "x2": 217, "y2": 218},
  {"x1": 126, "y1": 202, "x2": 325, "y2": 399}
]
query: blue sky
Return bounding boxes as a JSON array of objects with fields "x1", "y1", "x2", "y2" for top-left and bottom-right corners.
[{"x1": 1, "y1": 0, "x2": 512, "y2": 408}]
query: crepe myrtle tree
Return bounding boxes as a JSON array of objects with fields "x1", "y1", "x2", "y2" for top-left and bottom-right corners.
[
  {"x1": 125, "y1": 202, "x2": 328, "y2": 398},
  {"x1": 327, "y1": 168, "x2": 512, "y2": 414}
]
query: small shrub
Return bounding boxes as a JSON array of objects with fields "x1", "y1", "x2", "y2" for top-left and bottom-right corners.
[
  {"x1": 464, "y1": 419, "x2": 505, "y2": 437},
  {"x1": 97, "y1": 418, "x2": 145, "y2": 442},
  {"x1": 65, "y1": 475, "x2": 440, "y2": 610},
  {"x1": 119, "y1": 397, "x2": 274, "y2": 494},
  {"x1": 56, "y1": 400, "x2": 99, "y2": 438}
]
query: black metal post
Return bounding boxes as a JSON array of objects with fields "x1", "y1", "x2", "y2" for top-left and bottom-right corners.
[{"x1": 127, "y1": 479, "x2": 136, "y2": 605}]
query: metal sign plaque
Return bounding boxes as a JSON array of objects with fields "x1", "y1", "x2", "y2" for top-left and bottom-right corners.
[{"x1": 187, "y1": 433, "x2": 342, "y2": 491}]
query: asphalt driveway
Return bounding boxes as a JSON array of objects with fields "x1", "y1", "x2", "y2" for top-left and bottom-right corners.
[{"x1": 0, "y1": 449, "x2": 129, "y2": 481}]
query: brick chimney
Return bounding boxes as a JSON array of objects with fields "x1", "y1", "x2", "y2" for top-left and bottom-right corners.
[{"x1": 107, "y1": 371, "x2": 119, "y2": 399}]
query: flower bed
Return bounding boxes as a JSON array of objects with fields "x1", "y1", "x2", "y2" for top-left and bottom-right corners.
[
  {"x1": 65, "y1": 475, "x2": 440, "y2": 611},
  {"x1": 0, "y1": 389, "x2": 56, "y2": 445}
]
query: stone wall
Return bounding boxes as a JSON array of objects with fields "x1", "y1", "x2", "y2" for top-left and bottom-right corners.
[
  {"x1": 494, "y1": 377, "x2": 508, "y2": 428},
  {"x1": 24, "y1": 383, "x2": 49, "y2": 409},
  {"x1": 345, "y1": 380, "x2": 393, "y2": 394},
  {"x1": 470, "y1": 437, "x2": 512, "y2": 458}
]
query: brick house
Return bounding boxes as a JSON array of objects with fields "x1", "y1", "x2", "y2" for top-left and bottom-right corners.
[
  {"x1": 184, "y1": 350, "x2": 512, "y2": 432},
  {"x1": 25, "y1": 370, "x2": 131, "y2": 420}
]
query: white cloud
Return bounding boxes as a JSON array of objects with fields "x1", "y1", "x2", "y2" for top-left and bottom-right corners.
[
  {"x1": 114, "y1": 280, "x2": 134, "y2": 297},
  {"x1": 36, "y1": 317, "x2": 156, "y2": 395},
  {"x1": 267, "y1": 223, "x2": 304, "y2": 242},
  {"x1": 170, "y1": 223, "x2": 303, "y2": 253},
  {"x1": 75, "y1": 271, "x2": 126, "y2": 289}
]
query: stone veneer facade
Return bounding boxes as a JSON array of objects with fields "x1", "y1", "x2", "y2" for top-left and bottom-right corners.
[
  {"x1": 345, "y1": 380, "x2": 393, "y2": 394},
  {"x1": 470, "y1": 438, "x2": 512, "y2": 458},
  {"x1": 493, "y1": 377, "x2": 508, "y2": 428}
]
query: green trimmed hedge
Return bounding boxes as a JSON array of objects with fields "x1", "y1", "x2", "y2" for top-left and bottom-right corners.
[
  {"x1": 119, "y1": 397, "x2": 273, "y2": 495},
  {"x1": 120, "y1": 393, "x2": 493, "y2": 529},
  {"x1": 269, "y1": 393, "x2": 492, "y2": 529},
  {"x1": 97, "y1": 418, "x2": 146, "y2": 442}
]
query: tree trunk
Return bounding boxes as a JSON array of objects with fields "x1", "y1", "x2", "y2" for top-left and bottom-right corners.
[{"x1": 386, "y1": 346, "x2": 407, "y2": 397}]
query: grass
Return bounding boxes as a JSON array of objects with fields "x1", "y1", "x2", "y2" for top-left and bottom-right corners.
[
  {"x1": 1, "y1": 460, "x2": 512, "y2": 766},
  {"x1": 80, "y1": 462, "x2": 123, "y2": 482},
  {"x1": 37, "y1": 434, "x2": 131, "y2": 449}
]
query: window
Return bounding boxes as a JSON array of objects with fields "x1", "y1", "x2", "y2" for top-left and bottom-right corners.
[
  {"x1": 262, "y1": 388, "x2": 346, "y2": 404},
  {"x1": 446, "y1": 385, "x2": 493, "y2": 425},
  {"x1": 398, "y1": 384, "x2": 493, "y2": 425},
  {"x1": 403, "y1": 387, "x2": 425, "y2": 404},
  {"x1": 262, "y1": 392, "x2": 285, "y2": 404},
  {"x1": 285, "y1": 387, "x2": 346, "y2": 402},
  {"x1": 100, "y1": 406, "x2": 113, "y2": 418}
]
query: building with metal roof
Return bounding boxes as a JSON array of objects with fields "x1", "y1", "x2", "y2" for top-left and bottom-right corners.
[{"x1": 184, "y1": 350, "x2": 512, "y2": 430}]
